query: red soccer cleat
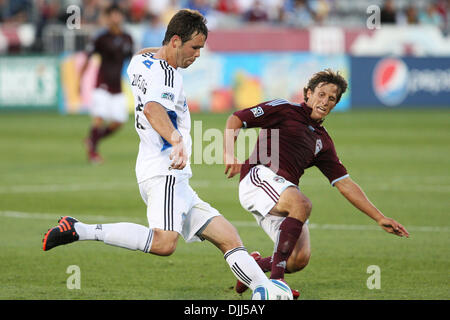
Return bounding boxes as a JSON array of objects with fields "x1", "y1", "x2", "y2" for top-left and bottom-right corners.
[
  {"x1": 85, "y1": 138, "x2": 103, "y2": 164},
  {"x1": 88, "y1": 152, "x2": 104, "y2": 164},
  {"x1": 292, "y1": 288, "x2": 300, "y2": 299},
  {"x1": 235, "y1": 251, "x2": 262, "y2": 294},
  {"x1": 275, "y1": 278, "x2": 300, "y2": 300},
  {"x1": 235, "y1": 251, "x2": 301, "y2": 299}
]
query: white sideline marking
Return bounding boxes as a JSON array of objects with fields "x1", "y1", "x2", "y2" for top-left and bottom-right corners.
[
  {"x1": 0, "y1": 182, "x2": 137, "y2": 194},
  {"x1": 0, "y1": 180, "x2": 449, "y2": 194},
  {"x1": 0, "y1": 210, "x2": 448, "y2": 233}
]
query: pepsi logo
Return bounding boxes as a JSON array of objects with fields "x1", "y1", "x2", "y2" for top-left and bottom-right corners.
[{"x1": 372, "y1": 58, "x2": 409, "y2": 106}]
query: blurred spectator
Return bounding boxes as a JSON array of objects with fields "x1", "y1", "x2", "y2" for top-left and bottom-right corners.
[
  {"x1": 285, "y1": 0, "x2": 314, "y2": 28},
  {"x1": 82, "y1": 0, "x2": 100, "y2": 24},
  {"x1": 380, "y1": 0, "x2": 397, "y2": 24},
  {"x1": 0, "y1": 0, "x2": 31, "y2": 24},
  {"x1": 235, "y1": 0, "x2": 254, "y2": 14},
  {"x1": 398, "y1": 4, "x2": 419, "y2": 25},
  {"x1": 405, "y1": 5, "x2": 419, "y2": 24},
  {"x1": 32, "y1": 0, "x2": 60, "y2": 52},
  {"x1": 2, "y1": 0, "x2": 450, "y2": 55},
  {"x1": 187, "y1": 0, "x2": 212, "y2": 17},
  {"x1": 435, "y1": 0, "x2": 449, "y2": 33},
  {"x1": 419, "y1": 2, "x2": 444, "y2": 28},
  {"x1": 141, "y1": 13, "x2": 166, "y2": 48},
  {"x1": 147, "y1": 0, "x2": 171, "y2": 17},
  {"x1": 215, "y1": 0, "x2": 240, "y2": 14},
  {"x1": 243, "y1": 0, "x2": 268, "y2": 22},
  {"x1": 156, "y1": 0, "x2": 181, "y2": 26},
  {"x1": 310, "y1": 0, "x2": 330, "y2": 25},
  {"x1": 129, "y1": 0, "x2": 147, "y2": 23},
  {"x1": 264, "y1": 0, "x2": 287, "y2": 23}
]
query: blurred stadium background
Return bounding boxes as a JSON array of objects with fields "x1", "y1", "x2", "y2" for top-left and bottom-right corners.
[
  {"x1": 0, "y1": 0, "x2": 449, "y2": 300},
  {"x1": 0, "y1": 0, "x2": 449, "y2": 112}
]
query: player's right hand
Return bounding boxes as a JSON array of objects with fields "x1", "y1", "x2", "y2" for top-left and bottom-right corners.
[{"x1": 170, "y1": 140, "x2": 188, "y2": 170}]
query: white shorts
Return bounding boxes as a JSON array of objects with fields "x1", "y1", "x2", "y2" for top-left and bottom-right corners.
[
  {"x1": 91, "y1": 88, "x2": 128, "y2": 123},
  {"x1": 239, "y1": 165, "x2": 298, "y2": 242},
  {"x1": 139, "y1": 175, "x2": 221, "y2": 243},
  {"x1": 239, "y1": 165, "x2": 296, "y2": 217}
]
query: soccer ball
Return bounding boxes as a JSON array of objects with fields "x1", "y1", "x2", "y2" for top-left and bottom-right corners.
[{"x1": 251, "y1": 279, "x2": 293, "y2": 300}]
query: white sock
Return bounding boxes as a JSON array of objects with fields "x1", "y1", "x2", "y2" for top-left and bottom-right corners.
[
  {"x1": 224, "y1": 246, "x2": 270, "y2": 291},
  {"x1": 74, "y1": 222, "x2": 153, "y2": 253}
]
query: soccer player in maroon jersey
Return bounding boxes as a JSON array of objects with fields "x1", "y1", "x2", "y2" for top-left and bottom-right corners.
[
  {"x1": 80, "y1": 4, "x2": 133, "y2": 163},
  {"x1": 223, "y1": 69, "x2": 409, "y2": 297}
]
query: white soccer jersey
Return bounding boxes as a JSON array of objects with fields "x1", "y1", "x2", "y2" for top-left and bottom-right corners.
[{"x1": 127, "y1": 52, "x2": 192, "y2": 183}]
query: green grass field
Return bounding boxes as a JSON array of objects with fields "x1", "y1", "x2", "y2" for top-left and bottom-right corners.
[{"x1": 0, "y1": 109, "x2": 449, "y2": 300}]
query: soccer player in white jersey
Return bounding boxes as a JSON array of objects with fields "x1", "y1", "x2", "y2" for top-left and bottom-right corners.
[{"x1": 42, "y1": 9, "x2": 277, "y2": 298}]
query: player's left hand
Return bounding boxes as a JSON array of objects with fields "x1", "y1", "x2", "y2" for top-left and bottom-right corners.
[
  {"x1": 377, "y1": 217, "x2": 410, "y2": 238},
  {"x1": 224, "y1": 155, "x2": 242, "y2": 179}
]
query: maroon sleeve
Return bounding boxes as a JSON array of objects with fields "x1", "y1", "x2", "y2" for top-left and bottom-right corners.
[
  {"x1": 125, "y1": 34, "x2": 134, "y2": 59},
  {"x1": 233, "y1": 101, "x2": 285, "y2": 129},
  {"x1": 85, "y1": 35, "x2": 100, "y2": 57},
  {"x1": 314, "y1": 139, "x2": 348, "y2": 186}
]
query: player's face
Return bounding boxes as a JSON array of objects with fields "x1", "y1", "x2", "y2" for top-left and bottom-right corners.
[
  {"x1": 307, "y1": 83, "x2": 339, "y2": 121},
  {"x1": 108, "y1": 11, "x2": 123, "y2": 28},
  {"x1": 176, "y1": 32, "x2": 206, "y2": 69}
]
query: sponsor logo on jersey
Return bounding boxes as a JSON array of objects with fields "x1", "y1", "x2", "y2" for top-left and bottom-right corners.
[
  {"x1": 250, "y1": 106, "x2": 264, "y2": 117},
  {"x1": 161, "y1": 92, "x2": 175, "y2": 102}
]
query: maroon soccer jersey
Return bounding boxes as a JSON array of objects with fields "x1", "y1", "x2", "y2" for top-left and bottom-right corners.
[
  {"x1": 87, "y1": 30, "x2": 133, "y2": 94},
  {"x1": 233, "y1": 99, "x2": 348, "y2": 186}
]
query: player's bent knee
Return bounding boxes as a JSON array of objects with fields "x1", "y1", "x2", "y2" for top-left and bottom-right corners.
[
  {"x1": 289, "y1": 252, "x2": 311, "y2": 273},
  {"x1": 156, "y1": 244, "x2": 177, "y2": 256},
  {"x1": 302, "y1": 196, "x2": 312, "y2": 217},
  {"x1": 150, "y1": 229, "x2": 178, "y2": 256}
]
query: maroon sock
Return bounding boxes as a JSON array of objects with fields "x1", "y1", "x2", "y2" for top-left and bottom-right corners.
[
  {"x1": 257, "y1": 257, "x2": 272, "y2": 273},
  {"x1": 89, "y1": 127, "x2": 115, "y2": 152},
  {"x1": 99, "y1": 127, "x2": 114, "y2": 139},
  {"x1": 270, "y1": 217, "x2": 303, "y2": 280},
  {"x1": 258, "y1": 256, "x2": 294, "y2": 274},
  {"x1": 89, "y1": 127, "x2": 102, "y2": 152}
]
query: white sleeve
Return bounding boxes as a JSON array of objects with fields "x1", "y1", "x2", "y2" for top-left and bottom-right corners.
[{"x1": 139, "y1": 58, "x2": 179, "y2": 111}]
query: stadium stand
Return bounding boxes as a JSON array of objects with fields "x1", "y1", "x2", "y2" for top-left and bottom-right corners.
[{"x1": 0, "y1": 0, "x2": 448, "y2": 54}]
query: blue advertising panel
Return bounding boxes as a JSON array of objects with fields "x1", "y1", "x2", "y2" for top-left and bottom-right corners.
[{"x1": 351, "y1": 57, "x2": 450, "y2": 108}]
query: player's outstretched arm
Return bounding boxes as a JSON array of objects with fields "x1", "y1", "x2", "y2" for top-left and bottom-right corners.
[
  {"x1": 334, "y1": 177, "x2": 410, "y2": 238},
  {"x1": 143, "y1": 102, "x2": 187, "y2": 170},
  {"x1": 223, "y1": 115, "x2": 243, "y2": 179}
]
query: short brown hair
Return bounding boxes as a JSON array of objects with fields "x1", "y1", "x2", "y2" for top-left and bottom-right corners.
[
  {"x1": 162, "y1": 9, "x2": 208, "y2": 45},
  {"x1": 303, "y1": 69, "x2": 348, "y2": 103}
]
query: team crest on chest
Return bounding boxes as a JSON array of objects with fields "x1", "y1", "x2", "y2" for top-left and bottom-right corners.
[
  {"x1": 314, "y1": 139, "x2": 323, "y2": 155},
  {"x1": 273, "y1": 176, "x2": 285, "y2": 183}
]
